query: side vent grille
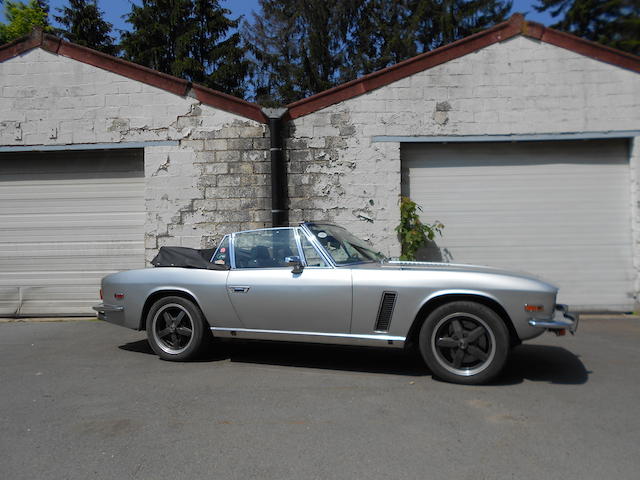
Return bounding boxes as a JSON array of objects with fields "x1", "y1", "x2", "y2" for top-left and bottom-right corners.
[{"x1": 375, "y1": 292, "x2": 397, "y2": 332}]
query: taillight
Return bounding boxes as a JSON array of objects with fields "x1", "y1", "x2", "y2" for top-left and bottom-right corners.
[{"x1": 100, "y1": 288, "x2": 103, "y2": 300}]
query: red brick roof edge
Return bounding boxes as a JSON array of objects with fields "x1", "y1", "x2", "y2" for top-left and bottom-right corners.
[
  {"x1": 285, "y1": 13, "x2": 640, "y2": 120},
  {"x1": 0, "y1": 28, "x2": 268, "y2": 124}
]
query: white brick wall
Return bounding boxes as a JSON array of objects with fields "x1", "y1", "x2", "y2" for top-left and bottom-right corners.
[
  {"x1": 290, "y1": 36, "x2": 640, "y2": 257},
  {"x1": 2, "y1": 38, "x2": 640, "y2": 281},
  {"x1": 0, "y1": 48, "x2": 268, "y2": 262}
]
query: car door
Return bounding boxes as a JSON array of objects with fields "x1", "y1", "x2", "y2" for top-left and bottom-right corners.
[{"x1": 226, "y1": 227, "x2": 352, "y2": 333}]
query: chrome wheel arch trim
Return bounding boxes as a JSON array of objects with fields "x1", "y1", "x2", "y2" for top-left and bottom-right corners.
[{"x1": 210, "y1": 327, "x2": 405, "y2": 348}]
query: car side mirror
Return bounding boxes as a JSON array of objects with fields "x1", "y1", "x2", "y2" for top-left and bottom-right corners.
[{"x1": 285, "y1": 256, "x2": 304, "y2": 274}]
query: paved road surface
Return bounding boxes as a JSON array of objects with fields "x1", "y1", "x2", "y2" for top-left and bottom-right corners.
[{"x1": 1, "y1": 317, "x2": 639, "y2": 479}]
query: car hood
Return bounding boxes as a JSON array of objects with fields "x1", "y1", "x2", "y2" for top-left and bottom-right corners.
[{"x1": 350, "y1": 260, "x2": 557, "y2": 289}]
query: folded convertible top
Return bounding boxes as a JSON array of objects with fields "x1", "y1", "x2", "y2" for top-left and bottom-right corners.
[{"x1": 151, "y1": 246, "x2": 229, "y2": 270}]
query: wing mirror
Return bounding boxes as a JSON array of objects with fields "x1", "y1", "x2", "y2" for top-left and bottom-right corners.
[{"x1": 285, "y1": 256, "x2": 304, "y2": 274}]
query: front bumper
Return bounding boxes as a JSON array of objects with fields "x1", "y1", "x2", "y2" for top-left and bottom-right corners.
[{"x1": 528, "y1": 304, "x2": 579, "y2": 334}]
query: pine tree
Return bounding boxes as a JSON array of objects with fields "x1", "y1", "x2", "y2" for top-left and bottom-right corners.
[
  {"x1": 341, "y1": 0, "x2": 419, "y2": 81},
  {"x1": 0, "y1": 0, "x2": 50, "y2": 43},
  {"x1": 535, "y1": 0, "x2": 639, "y2": 55},
  {"x1": 245, "y1": 0, "x2": 512, "y2": 104},
  {"x1": 120, "y1": 0, "x2": 248, "y2": 97},
  {"x1": 409, "y1": 0, "x2": 512, "y2": 51},
  {"x1": 120, "y1": 0, "x2": 192, "y2": 76},
  {"x1": 178, "y1": 0, "x2": 249, "y2": 97},
  {"x1": 243, "y1": 0, "x2": 357, "y2": 105},
  {"x1": 54, "y1": 0, "x2": 117, "y2": 55}
]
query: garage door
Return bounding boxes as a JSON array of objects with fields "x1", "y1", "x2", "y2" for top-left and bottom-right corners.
[
  {"x1": 402, "y1": 139, "x2": 633, "y2": 311},
  {"x1": 0, "y1": 149, "x2": 145, "y2": 316}
]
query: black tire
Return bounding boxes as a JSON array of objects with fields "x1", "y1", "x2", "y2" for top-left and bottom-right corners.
[
  {"x1": 418, "y1": 301, "x2": 509, "y2": 385},
  {"x1": 146, "y1": 296, "x2": 210, "y2": 361}
]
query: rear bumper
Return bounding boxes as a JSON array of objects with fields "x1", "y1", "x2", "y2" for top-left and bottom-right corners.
[
  {"x1": 92, "y1": 303, "x2": 126, "y2": 326},
  {"x1": 528, "y1": 304, "x2": 579, "y2": 334}
]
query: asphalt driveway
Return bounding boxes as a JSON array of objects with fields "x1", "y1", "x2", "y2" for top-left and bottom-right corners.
[{"x1": 1, "y1": 316, "x2": 639, "y2": 480}]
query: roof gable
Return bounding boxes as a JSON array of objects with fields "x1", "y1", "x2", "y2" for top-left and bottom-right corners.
[
  {"x1": 2, "y1": 16, "x2": 638, "y2": 124},
  {"x1": 285, "y1": 14, "x2": 640, "y2": 120},
  {"x1": 0, "y1": 29, "x2": 267, "y2": 124}
]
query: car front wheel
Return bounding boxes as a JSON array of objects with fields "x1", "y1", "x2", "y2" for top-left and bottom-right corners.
[
  {"x1": 146, "y1": 296, "x2": 209, "y2": 361},
  {"x1": 418, "y1": 301, "x2": 509, "y2": 385}
]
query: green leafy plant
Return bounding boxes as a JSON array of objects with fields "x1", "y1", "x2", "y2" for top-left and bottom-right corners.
[
  {"x1": 395, "y1": 196, "x2": 444, "y2": 261},
  {"x1": 0, "y1": 1, "x2": 52, "y2": 44}
]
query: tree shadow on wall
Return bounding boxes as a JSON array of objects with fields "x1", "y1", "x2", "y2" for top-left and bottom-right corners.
[{"x1": 414, "y1": 239, "x2": 453, "y2": 263}]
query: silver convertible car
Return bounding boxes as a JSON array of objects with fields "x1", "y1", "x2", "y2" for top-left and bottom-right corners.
[{"x1": 94, "y1": 222, "x2": 577, "y2": 384}]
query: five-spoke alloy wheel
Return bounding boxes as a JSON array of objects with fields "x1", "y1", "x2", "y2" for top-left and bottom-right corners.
[
  {"x1": 146, "y1": 296, "x2": 209, "y2": 361},
  {"x1": 419, "y1": 301, "x2": 509, "y2": 384}
]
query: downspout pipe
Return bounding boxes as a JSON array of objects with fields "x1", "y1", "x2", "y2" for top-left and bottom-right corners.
[{"x1": 262, "y1": 108, "x2": 289, "y2": 227}]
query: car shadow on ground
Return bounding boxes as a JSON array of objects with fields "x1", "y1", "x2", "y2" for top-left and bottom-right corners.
[
  {"x1": 492, "y1": 344, "x2": 590, "y2": 385},
  {"x1": 119, "y1": 339, "x2": 589, "y2": 385}
]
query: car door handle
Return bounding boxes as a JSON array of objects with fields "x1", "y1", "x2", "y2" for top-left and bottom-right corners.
[{"x1": 229, "y1": 286, "x2": 250, "y2": 293}]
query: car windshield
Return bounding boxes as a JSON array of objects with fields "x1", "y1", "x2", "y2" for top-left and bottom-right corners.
[{"x1": 306, "y1": 223, "x2": 386, "y2": 265}]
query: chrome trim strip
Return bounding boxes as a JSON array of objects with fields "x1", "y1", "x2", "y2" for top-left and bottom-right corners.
[
  {"x1": 92, "y1": 303, "x2": 124, "y2": 313},
  {"x1": 211, "y1": 327, "x2": 405, "y2": 348}
]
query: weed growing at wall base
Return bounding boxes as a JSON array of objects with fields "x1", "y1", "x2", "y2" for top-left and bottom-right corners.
[{"x1": 396, "y1": 196, "x2": 444, "y2": 261}]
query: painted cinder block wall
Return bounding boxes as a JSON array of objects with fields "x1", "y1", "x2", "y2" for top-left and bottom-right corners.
[
  {"x1": 285, "y1": 35, "x2": 640, "y2": 275},
  {"x1": 2, "y1": 23, "x2": 640, "y2": 298},
  {"x1": 0, "y1": 47, "x2": 270, "y2": 263}
]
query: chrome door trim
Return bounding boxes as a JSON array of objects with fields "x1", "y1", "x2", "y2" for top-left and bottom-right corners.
[{"x1": 210, "y1": 327, "x2": 405, "y2": 348}]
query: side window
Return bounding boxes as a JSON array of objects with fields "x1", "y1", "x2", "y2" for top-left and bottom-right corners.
[
  {"x1": 299, "y1": 234, "x2": 328, "y2": 267},
  {"x1": 233, "y1": 229, "x2": 299, "y2": 268},
  {"x1": 211, "y1": 236, "x2": 231, "y2": 267}
]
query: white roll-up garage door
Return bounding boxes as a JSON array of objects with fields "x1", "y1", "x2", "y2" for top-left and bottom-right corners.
[
  {"x1": 0, "y1": 149, "x2": 145, "y2": 316},
  {"x1": 402, "y1": 139, "x2": 634, "y2": 311}
]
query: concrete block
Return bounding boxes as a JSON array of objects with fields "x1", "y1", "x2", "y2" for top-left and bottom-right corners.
[{"x1": 216, "y1": 150, "x2": 241, "y2": 162}]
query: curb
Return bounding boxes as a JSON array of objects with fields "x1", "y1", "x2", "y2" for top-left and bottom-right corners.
[{"x1": 0, "y1": 317, "x2": 97, "y2": 323}]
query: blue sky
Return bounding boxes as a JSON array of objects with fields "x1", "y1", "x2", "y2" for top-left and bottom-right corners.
[{"x1": 2, "y1": 0, "x2": 557, "y2": 35}]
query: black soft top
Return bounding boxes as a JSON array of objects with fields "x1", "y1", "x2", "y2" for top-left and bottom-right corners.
[{"x1": 151, "y1": 246, "x2": 229, "y2": 270}]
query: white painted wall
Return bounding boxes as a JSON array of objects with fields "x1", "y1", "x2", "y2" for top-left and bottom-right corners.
[
  {"x1": 289, "y1": 35, "x2": 640, "y2": 279},
  {"x1": 0, "y1": 48, "x2": 268, "y2": 263}
]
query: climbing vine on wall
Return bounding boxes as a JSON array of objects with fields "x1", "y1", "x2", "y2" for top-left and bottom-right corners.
[{"x1": 395, "y1": 196, "x2": 444, "y2": 261}]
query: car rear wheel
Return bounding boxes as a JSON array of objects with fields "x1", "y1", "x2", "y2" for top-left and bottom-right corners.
[
  {"x1": 418, "y1": 301, "x2": 509, "y2": 385},
  {"x1": 146, "y1": 296, "x2": 209, "y2": 361}
]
